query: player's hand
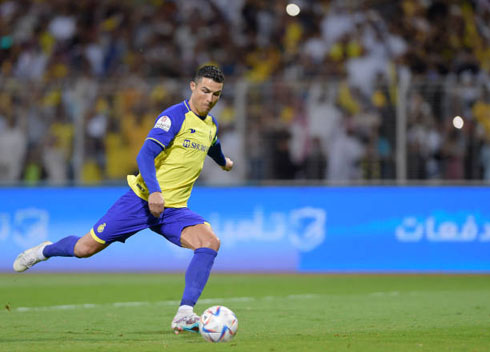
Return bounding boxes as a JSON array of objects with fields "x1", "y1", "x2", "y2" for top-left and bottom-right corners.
[
  {"x1": 148, "y1": 192, "x2": 165, "y2": 218},
  {"x1": 221, "y1": 157, "x2": 234, "y2": 171}
]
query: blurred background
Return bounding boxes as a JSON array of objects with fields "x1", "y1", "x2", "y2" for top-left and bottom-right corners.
[
  {"x1": 0, "y1": 0, "x2": 489, "y2": 186},
  {"x1": 1, "y1": 0, "x2": 489, "y2": 272}
]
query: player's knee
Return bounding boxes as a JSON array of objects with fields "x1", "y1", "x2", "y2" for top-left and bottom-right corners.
[
  {"x1": 74, "y1": 247, "x2": 93, "y2": 258},
  {"x1": 194, "y1": 233, "x2": 220, "y2": 251},
  {"x1": 182, "y1": 224, "x2": 220, "y2": 251},
  {"x1": 205, "y1": 235, "x2": 220, "y2": 252},
  {"x1": 198, "y1": 228, "x2": 220, "y2": 251},
  {"x1": 74, "y1": 242, "x2": 98, "y2": 258}
]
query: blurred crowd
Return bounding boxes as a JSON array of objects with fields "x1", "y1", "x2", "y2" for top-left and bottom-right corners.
[{"x1": 0, "y1": 0, "x2": 489, "y2": 184}]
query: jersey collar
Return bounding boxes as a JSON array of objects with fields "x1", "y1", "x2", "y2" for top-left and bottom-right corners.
[{"x1": 184, "y1": 100, "x2": 207, "y2": 120}]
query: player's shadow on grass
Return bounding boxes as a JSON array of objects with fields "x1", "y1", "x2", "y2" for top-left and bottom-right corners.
[
  {"x1": 129, "y1": 330, "x2": 201, "y2": 338},
  {"x1": 127, "y1": 330, "x2": 169, "y2": 336},
  {"x1": 0, "y1": 330, "x2": 201, "y2": 344}
]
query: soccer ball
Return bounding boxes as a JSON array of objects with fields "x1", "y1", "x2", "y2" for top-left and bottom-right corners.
[{"x1": 199, "y1": 305, "x2": 238, "y2": 343}]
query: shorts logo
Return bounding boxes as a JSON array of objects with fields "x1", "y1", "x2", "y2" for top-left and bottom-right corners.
[
  {"x1": 97, "y1": 223, "x2": 106, "y2": 233},
  {"x1": 155, "y1": 116, "x2": 171, "y2": 132},
  {"x1": 189, "y1": 128, "x2": 196, "y2": 133}
]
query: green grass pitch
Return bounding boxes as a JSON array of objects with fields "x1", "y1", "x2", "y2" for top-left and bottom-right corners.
[{"x1": 0, "y1": 273, "x2": 489, "y2": 351}]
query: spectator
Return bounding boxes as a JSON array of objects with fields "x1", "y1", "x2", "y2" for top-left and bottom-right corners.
[
  {"x1": 0, "y1": 115, "x2": 27, "y2": 181},
  {"x1": 327, "y1": 117, "x2": 364, "y2": 182},
  {"x1": 303, "y1": 137, "x2": 327, "y2": 180}
]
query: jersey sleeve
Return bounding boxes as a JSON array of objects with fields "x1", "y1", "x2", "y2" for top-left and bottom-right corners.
[
  {"x1": 207, "y1": 114, "x2": 226, "y2": 166},
  {"x1": 136, "y1": 139, "x2": 164, "y2": 194},
  {"x1": 207, "y1": 137, "x2": 226, "y2": 166},
  {"x1": 209, "y1": 114, "x2": 219, "y2": 145},
  {"x1": 146, "y1": 111, "x2": 185, "y2": 148}
]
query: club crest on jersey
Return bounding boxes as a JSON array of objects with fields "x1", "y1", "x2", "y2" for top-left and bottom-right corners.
[{"x1": 155, "y1": 116, "x2": 171, "y2": 132}]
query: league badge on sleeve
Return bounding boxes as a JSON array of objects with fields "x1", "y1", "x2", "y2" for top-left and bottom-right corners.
[{"x1": 155, "y1": 116, "x2": 172, "y2": 132}]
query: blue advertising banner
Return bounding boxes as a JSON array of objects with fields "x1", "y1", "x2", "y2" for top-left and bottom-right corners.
[{"x1": 1, "y1": 186, "x2": 489, "y2": 272}]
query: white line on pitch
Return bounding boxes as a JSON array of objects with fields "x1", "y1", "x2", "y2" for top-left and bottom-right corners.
[{"x1": 13, "y1": 294, "x2": 321, "y2": 312}]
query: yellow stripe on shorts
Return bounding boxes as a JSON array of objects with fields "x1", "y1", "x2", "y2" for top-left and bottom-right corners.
[{"x1": 90, "y1": 228, "x2": 106, "y2": 244}]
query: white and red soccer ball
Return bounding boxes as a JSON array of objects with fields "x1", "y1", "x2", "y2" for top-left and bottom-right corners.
[{"x1": 199, "y1": 305, "x2": 238, "y2": 343}]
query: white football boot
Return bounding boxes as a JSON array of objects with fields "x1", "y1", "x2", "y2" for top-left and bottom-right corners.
[
  {"x1": 171, "y1": 307, "x2": 200, "y2": 334},
  {"x1": 13, "y1": 241, "x2": 52, "y2": 272}
]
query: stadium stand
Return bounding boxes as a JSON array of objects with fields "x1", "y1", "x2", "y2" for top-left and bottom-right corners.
[{"x1": 0, "y1": 0, "x2": 489, "y2": 184}]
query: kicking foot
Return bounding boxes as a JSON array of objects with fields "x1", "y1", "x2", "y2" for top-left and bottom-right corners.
[
  {"x1": 171, "y1": 312, "x2": 200, "y2": 334},
  {"x1": 13, "y1": 241, "x2": 52, "y2": 272}
]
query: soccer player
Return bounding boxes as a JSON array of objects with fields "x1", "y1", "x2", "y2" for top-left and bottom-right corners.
[{"x1": 13, "y1": 64, "x2": 234, "y2": 335}]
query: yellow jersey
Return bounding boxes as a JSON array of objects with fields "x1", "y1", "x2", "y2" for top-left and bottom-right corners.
[{"x1": 127, "y1": 100, "x2": 218, "y2": 207}]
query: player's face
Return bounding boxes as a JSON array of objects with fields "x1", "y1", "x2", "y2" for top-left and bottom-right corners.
[{"x1": 189, "y1": 77, "x2": 223, "y2": 116}]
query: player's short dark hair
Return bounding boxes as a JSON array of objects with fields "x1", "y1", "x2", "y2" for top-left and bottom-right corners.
[{"x1": 193, "y1": 64, "x2": 224, "y2": 83}]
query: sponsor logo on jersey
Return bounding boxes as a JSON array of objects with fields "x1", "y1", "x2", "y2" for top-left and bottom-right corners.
[
  {"x1": 97, "y1": 223, "x2": 107, "y2": 233},
  {"x1": 155, "y1": 116, "x2": 171, "y2": 132},
  {"x1": 183, "y1": 139, "x2": 209, "y2": 152}
]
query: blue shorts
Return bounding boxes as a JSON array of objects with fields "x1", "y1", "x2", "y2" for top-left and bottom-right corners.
[{"x1": 90, "y1": 190, "x2": 207, "y2": 246}]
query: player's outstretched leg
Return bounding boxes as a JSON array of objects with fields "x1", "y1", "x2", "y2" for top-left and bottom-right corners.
[
  {"x1": 13, "y1": 233, "x2": 107, "y2": 272},
  {"x1": 13, "y1": 235, "x2": 81, "y2": 272},
  {"x1": 13, "y1": 241, "x2": 53, "y2": 272}
]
